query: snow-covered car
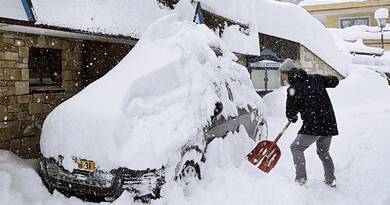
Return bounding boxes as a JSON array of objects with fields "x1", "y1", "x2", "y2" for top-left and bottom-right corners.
[{"x1": 38, "y1": 11, "x2": 267, "y2": 202}]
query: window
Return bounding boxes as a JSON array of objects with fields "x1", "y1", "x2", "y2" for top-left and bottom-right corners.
[
  {"x1": 249, "y1": 60, "x2": 284, "y2": 92},
  {"x1": 28, "y1": 48, "x2": 62, "y2": 91},
  {"x1": 340, "y1": 17, "x2": 369, "y2": 29}
]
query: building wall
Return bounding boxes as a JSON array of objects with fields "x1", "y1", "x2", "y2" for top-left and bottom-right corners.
[
  {"x1": 298, "y1": 46, "x2": 344, "y2": 80},
  {"x1": 0, "y1": 30, "x2": 135, "y2": 159},
  {"x1": 82, "y1": 40, "x2": 133, "y2": 85},
  {"x1": 325, "y1": 11, "x2": 378, "y2": 28},
  {"x1": 363, "y1": 39, "x2": 390, "y2": 50},
  {"x1": 303, "y1": 1, "x2": 390, "y2": 28},
  {"x1": 0, "y1": 30, "x2": 84, "y2": 158}
]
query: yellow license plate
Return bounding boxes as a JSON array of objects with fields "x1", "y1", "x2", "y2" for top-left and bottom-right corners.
[{"x1": 75, "y1": 159, "x2": 95, "y2": 172}]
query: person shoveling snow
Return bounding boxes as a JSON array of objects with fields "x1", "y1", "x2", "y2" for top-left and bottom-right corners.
[{"x1": 280, "y1": 59, "x2": 339, "y2": 187}]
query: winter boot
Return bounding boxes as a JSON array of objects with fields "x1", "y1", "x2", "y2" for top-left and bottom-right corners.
[
  {"x1": 324, "y1": 179, "x2": 336, "y2": 188},
  {"x1": 295, "y1": 178, "x2": 306, "y2": 185}
]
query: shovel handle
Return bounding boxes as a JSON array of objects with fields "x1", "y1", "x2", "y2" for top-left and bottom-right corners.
[{"x1": 273, "y1": 121, "x2": 291, "y2": 143}]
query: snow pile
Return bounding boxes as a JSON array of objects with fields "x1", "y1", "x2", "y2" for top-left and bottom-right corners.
[
  {"x1": 349, "y1": 54, "x2": 390, "y2": 73},
  {"x1": 262, "y1": 86, "x2": 288, "y2": 119},
  {"x1": 299, "y1": 0, "x2": 366, "y2": 6},
  {"x1": 333, "y1": 37, "x2": 384, "y2": 56},
  {"x1": 40, "y1": 2, "x2": 264, "y2": 171},
  {"x1": 199, "y1": 0, "x2": 348, "y2": 76},
  {"x1": 31, "y1": 0, "x2": 172, "y2": 38},
  {"x1": 329, "y1": 29, "x2": 390, "y2": 73},
  {"x1": 348, "y1": 39, "x2": 383, "y2": 55},
  {"x1": 329, "y1": 25, "x2": 390, "y2": 41},
  {"x1": 221, "y1": 24, "x2": 260, "y2": 55}
]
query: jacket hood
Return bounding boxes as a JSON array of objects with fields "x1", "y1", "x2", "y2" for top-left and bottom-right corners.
[{"x1": 288, "y1": 68, "x2": 307, "y2": 85}]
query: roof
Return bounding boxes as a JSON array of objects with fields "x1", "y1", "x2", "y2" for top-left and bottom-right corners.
[
  {"x1": 199, "y1": 0, "x2": 348, "y2": 76},
  {"x1": 30, "y1": 0, "x2": 172, "y2": 39},
  {"x1": 0, "y1": 0, "x2": 29, "y2": 21}
]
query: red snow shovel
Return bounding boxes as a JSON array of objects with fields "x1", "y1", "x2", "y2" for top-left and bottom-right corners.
[{"x1": 247, "y1": 122, "x2": 291, "y2": 173}]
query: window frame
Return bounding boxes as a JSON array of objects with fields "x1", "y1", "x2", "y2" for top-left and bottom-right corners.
[{"x1": 339, "y1": 16, "x2": 370, "y2": 29}]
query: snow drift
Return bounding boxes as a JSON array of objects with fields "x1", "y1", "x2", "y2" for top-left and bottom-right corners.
[{"x1": 40, "y1": 2, "x2": 264, "y2": 171}]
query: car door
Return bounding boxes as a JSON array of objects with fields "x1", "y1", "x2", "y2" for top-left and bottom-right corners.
[{"x1": 204, "y1": 83, "x2": 239, "y2": 144}]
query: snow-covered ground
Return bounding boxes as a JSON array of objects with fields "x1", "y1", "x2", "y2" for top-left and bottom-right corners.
[{"x1": 1, "y1": 66, "x2": 390, "y2": 205}]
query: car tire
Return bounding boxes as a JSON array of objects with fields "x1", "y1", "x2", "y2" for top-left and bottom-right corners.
[{"x1": 179, "y1": 160, "x2": 201, "y2": 185}]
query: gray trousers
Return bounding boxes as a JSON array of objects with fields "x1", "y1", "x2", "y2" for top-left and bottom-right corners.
[{"x1": 290, "y1": 134, "x2": 335, "y2": 181}]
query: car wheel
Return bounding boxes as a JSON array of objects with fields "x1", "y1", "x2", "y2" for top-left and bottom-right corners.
[{"x1": 179, "y1": 160, "x2": 201, "y2": 185}]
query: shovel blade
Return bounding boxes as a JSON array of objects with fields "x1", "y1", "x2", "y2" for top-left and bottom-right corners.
[
  {"x1": 247, "y1": 140, "x2": 281, "y2": 173},
  {"x1": 258, "y1": 146, "x2": 281, "y2": 173}
]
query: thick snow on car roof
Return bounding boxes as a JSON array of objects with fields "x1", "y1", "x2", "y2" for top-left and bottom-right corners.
[
  {"x1": 40, "y1": 2, "x2": 265, "y2": 171},
  {"x1": 199, "y1": 0, "x2": 349, "y2": 76}
]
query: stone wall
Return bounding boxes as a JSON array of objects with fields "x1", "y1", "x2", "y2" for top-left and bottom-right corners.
[
  {"x1": 0, "y1": 30, "x2": 83, "y2": 158},
  {"x1": 298, "y1": 46, "x2": 344, "y2": 80}
]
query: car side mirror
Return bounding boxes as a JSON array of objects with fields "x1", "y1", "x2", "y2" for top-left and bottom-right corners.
[
  {"x1": 210, "y1": 102, "x2": 223, "y2": 123},
  {"x1": 214, "y1": 102, "x2": 223, "y2": 117}
]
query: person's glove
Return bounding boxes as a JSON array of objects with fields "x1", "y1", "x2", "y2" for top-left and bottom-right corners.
[{"x1": 288, "y1": 116, "x2": 298, "y2": 123}]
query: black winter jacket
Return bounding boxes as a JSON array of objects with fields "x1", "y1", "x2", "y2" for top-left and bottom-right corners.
[{"x1": 286, "y1": 69, "x2": 339, "y2": 136}]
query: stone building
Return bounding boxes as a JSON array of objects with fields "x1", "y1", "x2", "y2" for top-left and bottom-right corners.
[
  {"x1": 0, "y1": 0, "x2": 137, "y2": 158},
  {"x1": 1, "y1": 0, "x2": 344, "y2": 159},
  {"x1": 0, "y1": 30, "x2": 136, "y2": 158}
]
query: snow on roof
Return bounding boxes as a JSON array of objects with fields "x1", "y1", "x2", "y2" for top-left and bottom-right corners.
[
  {"x1": 299, "y1": 0, "x2": 367, "y2": 6},
  {"x1": 30, "y1": 0, "x2": 172, "y2": 38},
  {"x1": 335, "y1": 37, "x2": 384, "y2": 56},
  {"x1": 30, "y1": 0, "x2": 259, "y2": 55},
  {"x1": 221, "y1": 24, "x2": 260, "y2": 55},
  {"x1": 329, "y1": 25, "x2": 390, "y2": 41},
  {"x1": 0, "y1": 0, "x2": 29, "y2": 21},
  {"x1": 199, "y1": 0, "x2": 348, "y2": 76}
]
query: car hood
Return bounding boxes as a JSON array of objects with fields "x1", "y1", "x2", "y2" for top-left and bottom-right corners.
[{"x1": 40, "y1": 4, "x2": 264, "y2": 171}]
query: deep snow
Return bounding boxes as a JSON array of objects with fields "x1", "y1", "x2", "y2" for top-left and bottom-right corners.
[
  {"x1": 1, "y1": 67, "x2": 390, "y2": 205},
  {"x1": 40, "y1": 1, "x2": 264, "y2": 171},
  {"x1": 329, "y1": 25, "x2": 390, "y2": 42},
  {"x1": 31, "y1": 0, "x2": 172, "y2": 38}
]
